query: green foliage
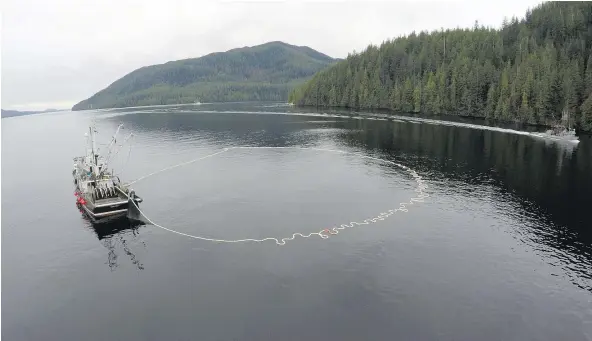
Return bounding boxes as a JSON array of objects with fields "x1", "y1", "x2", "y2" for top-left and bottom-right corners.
[
  {"x1": 73, "y1": 42, "x2": 336, "y2": 110},
  {"x1": 413, "y1": 85, "x2": 421, "y2": 113},
  {"x1": 585, "y1": 54, "x2": 592, "y2": 94},
  {"x1": 290, "y1": 2, "x2": 592, "y2": 131},
  {"x1": 581, "y1": 93, "x2": 592, "y2": 131}
]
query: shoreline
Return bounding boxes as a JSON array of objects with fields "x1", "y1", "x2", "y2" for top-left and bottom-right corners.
[
  {"x1": 295, "y1": 104, "x2": 590, "y2": 135},
  {"x1": 70, "y1": 100, "x2": 284, "y2": 112}
]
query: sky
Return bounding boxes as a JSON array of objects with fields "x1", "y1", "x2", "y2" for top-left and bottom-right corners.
[{"x1": 2, "y1": 0, "x2": 544, "y2": 111}]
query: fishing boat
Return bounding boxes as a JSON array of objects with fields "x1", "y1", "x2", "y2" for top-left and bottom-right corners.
[
  {"x1": 73, "y1": 123, "x2": 142, "y2": 221},
  {"x1": 532, "y1": 126, "x2": 579, "y2": 143},
  {"x1": 531, "y1": 110, "x2": 580, "y2": 144}
]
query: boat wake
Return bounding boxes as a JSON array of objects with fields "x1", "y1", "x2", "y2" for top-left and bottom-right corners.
[
  {"x1": 389, "y1": 115, "x2": 580, "y2": 144},
  {"x1": 95, "y1": 106, "x2": 580, "y2": 146}
]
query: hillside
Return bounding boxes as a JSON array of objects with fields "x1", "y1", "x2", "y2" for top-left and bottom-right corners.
[
  {"x1": 72, "y1": 41, "x2": 336, "y2": 110},
  {"x1": 289, "y1": 2, "x2": 592, "y2": 131}
]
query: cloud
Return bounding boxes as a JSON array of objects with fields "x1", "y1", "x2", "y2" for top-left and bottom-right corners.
[{"x1": 1, "y1": 0, "x2": 543, "y2": 110}]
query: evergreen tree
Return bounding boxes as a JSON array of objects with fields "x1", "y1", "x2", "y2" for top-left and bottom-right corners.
[
  {"x1": 581, "y1": 93, "x2": 592, "y2": 131},
  {"x1": 425, "y1": 72, "x2": 438, "y2": 114},
  {"x1": 413, "y1": 85, "x2": 422, "y2": 113},
  {"x1": 485, "y1": 83, "x2": 498, "y2": 118},
  {"x1": 290, "y1": 2, "x2": 592, "y2": 131},
  {"x1": 402, "y1": 78, "x2": 414, "y2": 112},
  {"x1": 585, "y1": 54, "x2": 592, "y2": 95}
]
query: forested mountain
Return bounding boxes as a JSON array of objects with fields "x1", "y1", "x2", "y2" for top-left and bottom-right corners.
[
  {"x1": 289, "y1": 2, "x2": 592, "y2": 131},
  {"x1": 72, "y1": 41, "x2": 336, "y2": 110}
]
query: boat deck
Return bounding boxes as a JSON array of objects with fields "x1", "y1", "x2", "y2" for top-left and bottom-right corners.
[
  {"x1": 95, "y1": 196, "x2": 127, "y2": 204},
  {"x1": 89, "y1": 195, "x2": 129, "y2": 208}
]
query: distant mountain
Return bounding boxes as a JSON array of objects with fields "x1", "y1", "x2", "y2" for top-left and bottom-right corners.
[
  {"x1": 72, "y1": 41, "x2": 337, "y2": 110},
  {"x1": 1, "y1": 108, "x2": 59, "y2": 118}
]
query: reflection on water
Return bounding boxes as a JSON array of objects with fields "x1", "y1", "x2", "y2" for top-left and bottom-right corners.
[
  {"x1": 78, "y1": 207, "x2": 146, "y2": 271},
  {"x1": 328, "y1": 115, "x2": 592, "y2": 291},
  {"x1": 3, "y1": 102, "x2": 592, "y2": 341},
  {"x1": 103, "y1": 103, "x2": 592, "y2": 290}
]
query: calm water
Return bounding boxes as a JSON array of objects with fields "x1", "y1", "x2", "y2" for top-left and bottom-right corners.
[{"x1": 2, "y1": 102, "x2": 592, "y2": 340}]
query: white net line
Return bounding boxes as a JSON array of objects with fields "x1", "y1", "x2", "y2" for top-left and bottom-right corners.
[{"x1": 126, "y1": 146, "x2": 430, "y2": 246}]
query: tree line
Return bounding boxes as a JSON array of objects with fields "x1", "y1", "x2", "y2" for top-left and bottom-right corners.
[
  {"x1": 289, "y1": 2, "x2": 592, "y2": 131},
  {"x1": 76, "y1": 82, "x2": 295, "y2": 109}
]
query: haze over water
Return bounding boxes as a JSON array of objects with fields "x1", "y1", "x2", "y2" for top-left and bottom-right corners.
[{"x1": 2, "y1": 102, "x2": 591, "y2": 340}]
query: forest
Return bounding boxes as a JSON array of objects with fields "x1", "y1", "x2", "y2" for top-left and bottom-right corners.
[
  {"x1": 289, "y1": 2, "x2": 592, "y2": 131},
  {"x1": 72, "y1": 41, "x2": 336, "y2": 110}
]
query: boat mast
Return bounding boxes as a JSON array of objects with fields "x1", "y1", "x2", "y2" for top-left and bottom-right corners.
[{"x1": 88, "y1": 124, "x2": 100, "y2": 177}]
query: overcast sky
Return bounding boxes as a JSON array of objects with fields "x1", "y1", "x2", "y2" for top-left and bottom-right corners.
[{"x1": 2, "y1": 0, "x2": 543, "y2": 111}]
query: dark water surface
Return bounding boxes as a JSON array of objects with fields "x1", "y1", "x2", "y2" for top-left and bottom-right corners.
[{"x1": 2, "y1": 102, "x2": 592, "y2": 340}]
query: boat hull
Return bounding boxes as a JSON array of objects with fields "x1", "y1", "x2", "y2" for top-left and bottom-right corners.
[
  {"x1": 76, "y1": 197, "x2": 142, "y2": 223},
  {"x1": 78, "y1": 202, "x2": 128, "y2": 221},
  {"x1": 531, "y1": 132, "x2": 580, "y2": 144},
  {"x1": 73, "y1": 177, "x2": 143, "y2": 223}
]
